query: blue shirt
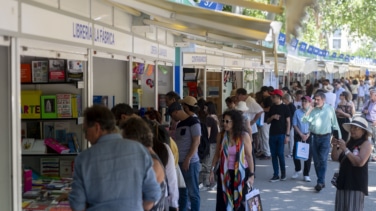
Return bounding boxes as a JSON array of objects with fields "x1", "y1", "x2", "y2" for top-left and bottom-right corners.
[
  {"x1": 363, "y1": 100, "x2": 376, "y2": 122},
  {"x1": 292, "y1": 108, "x2": 310, "y2": 134},
  {"x1": 69, "y1": 133, "x2": 160, "y2": 211},
  {"x1": 302, "y1": 104, "x2": 341, "y2": 138}
]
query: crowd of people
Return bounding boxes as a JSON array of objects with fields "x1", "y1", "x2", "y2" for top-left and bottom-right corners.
[{"x1": 65, "y1": 75, "x2": 375, "y2": 211}]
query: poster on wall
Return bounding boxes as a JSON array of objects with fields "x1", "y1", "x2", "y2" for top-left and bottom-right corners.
[{"x1": 263, "y1": 71, "x2": 278, "y2": 89}]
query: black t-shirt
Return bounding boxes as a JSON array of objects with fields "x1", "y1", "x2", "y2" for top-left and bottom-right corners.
[
  {"x1": 263, "y1": 96, "x2": 273, "y2": 123},
  {"x1": 206, "y1": 116, "x2": 219, "y2": 144},
  {"x1": 287, "y1": 103, "x2": 296, "y2": 127},
  {"x1": 268, "y1": 103, "x2": 291, "y2": 135}
]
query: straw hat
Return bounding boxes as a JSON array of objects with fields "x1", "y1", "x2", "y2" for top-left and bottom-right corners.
[
  {"x1": 343, "y1": 116, "x2": 372, "y2": 136},
  {"x1": 235, "y1": 101, "x2": 248, "y2": 112}
]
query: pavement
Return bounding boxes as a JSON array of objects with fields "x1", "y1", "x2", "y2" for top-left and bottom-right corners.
[{"x1": 199, "y1": 154, "x2": 376, "y2": 210}]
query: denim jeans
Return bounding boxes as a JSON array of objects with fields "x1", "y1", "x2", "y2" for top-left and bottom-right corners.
[
  {"x1": 178, "y1": 161, "x2": 200, "y2": 211},
  {"x1": 269, "y1": 134, "x2": 286, "y2": 177},
  {"x1": 310, "y1": 133, "x2": 331, "y2": 185}
]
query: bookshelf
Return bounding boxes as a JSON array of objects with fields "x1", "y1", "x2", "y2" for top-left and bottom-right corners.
[{"x1": 20, "y1": 56, "x2": 86, "y2": 186}]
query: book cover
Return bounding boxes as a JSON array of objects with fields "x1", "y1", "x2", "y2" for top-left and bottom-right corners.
[
  {"x1": 41, "y1": 95, "x2": 57, "y2": 119},
  {"x1": 29, "y1": 139, "x2": 46, "y2": 154},
  {"x1": 43, "y1": 122, "x2": 55, "y2": 139},
  {"x1": 32, "y1": 61, "x2": 48, "y2": 83},
  {"x1": 67, "y1": 132, "x2": 79, "y2": 153},
  {"x1": 21, "y1": 90, "x2": 42, "y2": 119},
  {"x1": 44, "y1": 138, "x2": 70, "y2": 154},
  {"x1": 23, "y1": 169, "x2": 33, "y2": 193},
  {"x1": 54, "y1": 122, "x2": 69, "y2": 144},
  {"x1": 21, "y1": 63, "x2": 32, "y2": 83},
  {"x1": 23, "y1": 201, "x2": 50, "y2": 210},
  {"x1": 71, "y1": 94, "x2": 82, "y2": 118},
  {"x1": 26, "y1": 122, "x2": 42, "y2": 139},
  {"x1": 59, "y1": 159, "x2": 74, "y2": 178},
  {"x1": 67, "y1": 60, "x2": 84, "y2": 82},
  {"x1": 22, "y1": 138, "x2": 35, "y2": 153},
  {"x1": 56, "y1": 94, "x2": 72, "y2": 118},
  {"x1": 40, "y1": 157, "x2": 60, "y2": 177},
  {"x1": 48, "y1": 60, "x2": 66, "y2": 82}
]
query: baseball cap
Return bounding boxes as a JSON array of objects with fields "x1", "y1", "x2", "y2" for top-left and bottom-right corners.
[
  {"x1": 168, "y1": 102, "x2": 182, "y2": 116},
  {"x1": 269, "y1": 89, "x2": 283, "y2": 97},
  {"x1": 301, "y1": 96, "x2": 312, "y2": 102},
  {"x1": 179, "y1": 96, "x2": 198, "y2": 107}
]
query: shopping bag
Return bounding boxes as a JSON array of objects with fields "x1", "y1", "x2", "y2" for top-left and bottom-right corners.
[
  {"x1": 245, "y1": 188, "x2": 263, "y2": 211},
  {"x1": 176, "y1": 166, "x2": 186, "y2": 188},
  {"x1": 295, "y1": 142, "x2": 310, "y2": 161}
]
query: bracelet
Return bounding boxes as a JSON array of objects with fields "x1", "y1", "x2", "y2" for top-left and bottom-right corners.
[{"x1": 345, "y1": 148, "x2": 351, "y2": 156}]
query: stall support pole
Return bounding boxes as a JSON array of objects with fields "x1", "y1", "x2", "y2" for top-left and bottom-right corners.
[
  {"x1": 155, "y1": 62, "x2": 159, "y2": 109},
  {"x1": 203, "y1": 66, "x2": 207, "y2": 99}
]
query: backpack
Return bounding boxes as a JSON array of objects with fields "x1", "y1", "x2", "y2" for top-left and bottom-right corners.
[{"x1": 198, "y1": 122, "x2": 210, "y2": 161}]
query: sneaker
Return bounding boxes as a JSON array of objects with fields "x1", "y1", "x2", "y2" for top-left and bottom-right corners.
[
  {"x1": 292, "y1": 170, "x2": 302, "y2": 179},
  {"x1": 315, "y1": 183, "x2": 325, "y2": 192},
  {"x1": 280, "y1": 174, "x2": 287, "y2": 181},
  {"x1": 304, "y1": 176, "x2": 311, "y2": 182},
  {"x1": 285, "y1": 154, "x2": 292, "y2": 158},
  {"x1": 210, "y1": 184, "x2": 217, "y2": 191},
  {"x1": 269, "y1": 175, "x2": 280, "y2": 182}
]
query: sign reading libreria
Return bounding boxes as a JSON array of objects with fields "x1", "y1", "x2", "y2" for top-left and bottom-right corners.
[{"x1": 72, "y1": 23, "x2": 115, "y2": 45}]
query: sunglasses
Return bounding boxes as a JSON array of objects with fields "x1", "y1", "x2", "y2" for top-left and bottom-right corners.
[{"x1": 222, "y1": 119, "x2": 233, "y2": 124}]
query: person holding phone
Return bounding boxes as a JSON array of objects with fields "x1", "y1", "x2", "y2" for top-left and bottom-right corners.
[{"x1": 303, "y1": 91, "x2": 341, "y2": 192}]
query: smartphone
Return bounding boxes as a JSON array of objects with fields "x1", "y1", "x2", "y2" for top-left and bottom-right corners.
[{"x1": 333, "y1": 130, "x2": 339, "y2": 139}]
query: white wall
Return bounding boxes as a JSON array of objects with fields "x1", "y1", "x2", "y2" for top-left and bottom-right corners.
[
  {"x1": 157, "y1": 66, "x2": 173, "y2": 95},
  {"x1": 0, "y1": 46, "x2": 12, "y2": 211},
  {"x1": 93, "y1": 57, "x2": 129, "y2": 105}
]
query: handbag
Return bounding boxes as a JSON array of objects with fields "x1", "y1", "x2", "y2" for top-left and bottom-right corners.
[
  {"x1": 176, "y1": 165, "x2": 186, "y2": 188},
  {"x1": 295, "y1": 142, "x2": 310, "y2": 161},
  {"x1": 245, "y1": 187, "x2": 263, "y2": 211}
]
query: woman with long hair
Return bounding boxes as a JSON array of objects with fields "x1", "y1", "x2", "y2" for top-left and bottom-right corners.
[
  {"x1": 335, "y1": 91, "x2": 355, "y2": 141},
  {"x1": 331, "y1": 117, "x2": 372, "y2": 211},
  {"x1": 209, "y1": 110, "x2": 254, "y2": 211},
  {"x1": 120, "y1": 117, "x2": 168, "y2": 211}
]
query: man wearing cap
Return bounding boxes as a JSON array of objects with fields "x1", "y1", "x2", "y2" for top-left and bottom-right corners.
[
  {"x1": 303, "y1": 91, "x2": 341, "y2": 192},
  {"x1": 362, "y1": 89, "x2": 376, "y2": 161},
  {"x1": 291, "y1": 96, "x2": 313, "y2": 182},
  {"x1": 168, "y1": 102, "x2": 201, "y2": 211},
  {"x1": 266, "y1": 89, "x2": 291, "y2": 182},
  {"x1": 180, "y1": 96, "x2": 198, "y2": 117}
]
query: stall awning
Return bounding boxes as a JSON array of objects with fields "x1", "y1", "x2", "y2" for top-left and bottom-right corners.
[{"x1": 110, "y1": 0, "x2": 281, "y2": 52}]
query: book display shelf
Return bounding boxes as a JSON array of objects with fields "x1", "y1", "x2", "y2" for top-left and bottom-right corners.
[{"x1": 21, "y1": 56, "x2": 86, "y2": 210}]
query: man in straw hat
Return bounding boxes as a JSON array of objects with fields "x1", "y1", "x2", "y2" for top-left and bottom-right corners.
[{"x1": 330, "y1": 116, "x2": 372, "y2": 210}]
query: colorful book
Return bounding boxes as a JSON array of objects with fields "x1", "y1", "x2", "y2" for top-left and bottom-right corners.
[
  {"x1": 21, "y1": 90, "x2": 42, "y2": 119},
  {"x1": 23, "y1": 169, "x2": 33, "y2": 193},
  {"x1": 54, "y1": 122, "x2": 69, "y2": 144},
  {"x1": 56, "y1": 94, "x2": 72, "y2": 118},
  {"x1": 43, "y1": 122, "x2": 55, "y2": 139},
  {"x1": 71, "y1": 94, "x2": 81, "y2": 118},
  {"x1": 59, "y1": 159, "x2": 74, "y2": 178},
  {"x1": 44, "y1": 138, "x2": 70, "y2": 154},
  {"x1": 40, "y1": 95, "x2": 57, "y2": 119},
  {"x1": 21, "y1": 63, "x2": 32, "y2": 83},
  {"x1": 40, "y1": 157, "x2": 60, "y2": 177},
  {"x1": 67, "y1": 60, "x2": 84, "y2": 82},
  {"x1": 48, "y1": 60, "x2": 66, "y2": 82},
  {"x1": 32, "y1": 61, "x2": 48, "y2": 83}
]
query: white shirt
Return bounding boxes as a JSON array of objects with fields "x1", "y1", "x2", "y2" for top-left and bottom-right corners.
[
  {"x1": 245, "y1": 96, "x2": 263, "y2": 133},
  {"x1": 324, "y1": 92, "x2": 336, "y2": 108},
  {"x1": 164, "y1": 143, "x2": 179, "y2": 208},
  {"x1": 358, "y1": 85, "x2": 366, "y2": 97},
  {"x1": 294, "y1": 100, "x2": 302, "y2": 110}
]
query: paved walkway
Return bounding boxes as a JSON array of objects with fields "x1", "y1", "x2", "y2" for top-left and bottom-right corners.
[{"x1": 200, "y1": 156, "x2": 376, "y2": 210}]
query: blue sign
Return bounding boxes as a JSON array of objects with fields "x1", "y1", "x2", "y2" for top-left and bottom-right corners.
[
  {"x1": 299, "y1": 42, "x2": 307, "y2": 52},
  {"x1": 290, "y1": 38, "x2": 299, "y2": 49},
  {"x1": 278, "y1": 33, "x2": 286, "y2": 46},
  {"x1": 318, "y1": 49, "x2": 324, "y2": 56},
  {"x1": 339, "y1": 54, "x2": 344, "y2": 59},
  {"x1": 198, "y1": 1, "x2": 223, "y2": 11},
  {"x1": 307, "y1": 45, "x2": 314, "y2": 54},
  {"x1": 332, "y1": 52, "x2": 337, "y2": 58},
  {"x1": 313, "y1": 47, "x2": 320, "y2": 55}
]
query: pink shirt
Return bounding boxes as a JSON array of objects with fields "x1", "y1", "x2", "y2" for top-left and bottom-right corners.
[{"x1": 228, "y1": 145, "x2": 248, "y2": 170}]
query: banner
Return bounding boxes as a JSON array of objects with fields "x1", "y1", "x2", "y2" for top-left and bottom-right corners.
[
  {"x1": 278, "y1": 33, "x2": 286, "y2": 46},
  {"x1": 298, "y1": 42, "x2": 307, "y2": 52},
  {"x1": 307, "y1": 45, "x2": 314, "y2": 54},
  {"x1": 290, "y1": 38, "x2": 299, "y2": 49}
]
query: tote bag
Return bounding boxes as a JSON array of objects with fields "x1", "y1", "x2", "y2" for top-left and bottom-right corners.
[{"x1": 295, "y1": 142, "x2": 310, "y2": 161}]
